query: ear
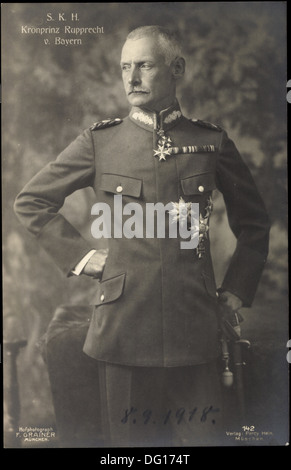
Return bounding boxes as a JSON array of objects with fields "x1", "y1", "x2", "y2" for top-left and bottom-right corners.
[{"x1": 172, "y1": 57, "x2": 185, "y2": 80}]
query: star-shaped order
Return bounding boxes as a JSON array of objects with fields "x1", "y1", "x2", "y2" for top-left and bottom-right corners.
[
  {"x1": 169, "y1": 197, "x2": 192, "y2": 226},
  {"x1": 153, "y1": 145, "x2": 171, "y2": 161}
]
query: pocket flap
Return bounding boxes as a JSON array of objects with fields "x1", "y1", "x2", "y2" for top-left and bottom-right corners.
[
  {"x1": 100, "y1": 173, "x2": 142, "y2": 198},
  {"x1": 181, "y1": 172, "x2": 216, "y2": 195},
  {"x1": 90, "y1": 273, "x2": 126, "y2": 306}
]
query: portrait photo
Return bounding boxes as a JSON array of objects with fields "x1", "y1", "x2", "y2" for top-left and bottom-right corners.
[{"x1": 2, "y1": 2, "x2": 289, "y2": 451}]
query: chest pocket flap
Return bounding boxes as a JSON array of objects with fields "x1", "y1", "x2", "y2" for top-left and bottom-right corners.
[
  {"x1": 90, "y1": 272, "x2": 126, "y2": 306},
  {"x1": 100, "y1": 173, "x2": 142, "y2": 198},
  {"x1": 181, "y1": 172, "x2": 216, "y2": 196}
]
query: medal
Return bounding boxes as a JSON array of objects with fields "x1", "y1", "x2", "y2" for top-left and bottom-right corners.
[
  {"x1": 153, "y1": 146, "x2": 171, "y2": 161},
  {"x1": 154, "y1": 129, "x2": 173, "y2": 161}
]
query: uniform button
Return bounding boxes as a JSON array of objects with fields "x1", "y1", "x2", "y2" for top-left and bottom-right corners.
[
  {"x1": 116, "y1": 185, "x2": 123, "y2": 193},
  {"x1": 100, "y1": 294, "x2": 105, "y2": 302},
  {"x1": 198, "y1": 185, "x2": 205, "y2": 193}
]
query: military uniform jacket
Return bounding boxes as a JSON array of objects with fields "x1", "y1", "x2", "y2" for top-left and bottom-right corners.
[{"x1": 14, "y1": 101, "x2": 270, "y2": 367}]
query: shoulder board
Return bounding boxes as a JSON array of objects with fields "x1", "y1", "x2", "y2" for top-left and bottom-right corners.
[
  {"x1": 189, "y1": 118, "x2": 223, "y2": 132},
  {"x1": 90, "y1": 118, "x2": 123, "y2": 131}
]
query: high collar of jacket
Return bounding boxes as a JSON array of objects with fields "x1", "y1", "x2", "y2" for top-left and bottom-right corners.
[{"x1": 129, "y1": 100, "x2": 183, "y2": 132}]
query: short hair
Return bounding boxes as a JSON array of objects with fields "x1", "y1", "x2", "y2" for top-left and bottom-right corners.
[{"x1": 126, "y1": 25, "x2": 182, "y2": 65}]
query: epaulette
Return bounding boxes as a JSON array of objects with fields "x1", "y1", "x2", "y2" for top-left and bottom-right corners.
[
  {"x1": 90, "y1": 118, "x2": 123, "y2": 131},
  {"x1": 189, "y1": 118, "x2": 223, "y2": 132}
]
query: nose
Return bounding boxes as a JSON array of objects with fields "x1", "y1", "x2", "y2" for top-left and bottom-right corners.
[{"x1": 128, "y1": 66, "x2": 141, "y2": 86}]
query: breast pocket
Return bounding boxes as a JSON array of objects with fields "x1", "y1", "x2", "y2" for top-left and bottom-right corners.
[
  {"x1": 181, "y1": 172, "x2": 216, "y2": 196},
  {"x1": 100, "y1": 173, "x2": 142, "y2": 198},
  {"x1": 90, "y1": 272, "x2": 126, "y2": 306}
]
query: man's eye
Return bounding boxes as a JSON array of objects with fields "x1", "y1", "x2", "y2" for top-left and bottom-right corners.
[
  {"x1": 140, "y1": 64, "x2": 151, "y2": 69},
  {"x1": 122, "y1": 65, "x2": 131, "y2": 71}
]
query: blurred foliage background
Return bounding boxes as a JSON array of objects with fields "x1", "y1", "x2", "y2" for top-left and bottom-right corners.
[{"x1": 2, "y1": 2, "x2": 288, "y2": 446}]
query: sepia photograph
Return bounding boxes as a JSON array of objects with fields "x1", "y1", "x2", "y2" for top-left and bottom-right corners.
[{"x1": 2, "y1": 2, "x2": 289, "y2": 451}]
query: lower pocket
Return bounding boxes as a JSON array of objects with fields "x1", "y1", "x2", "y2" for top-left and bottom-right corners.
[{"x1": 89, "y1": 272, "x2": 126, "y2": 306}]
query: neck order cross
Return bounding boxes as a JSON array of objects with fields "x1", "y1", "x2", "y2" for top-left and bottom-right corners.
[
  {"x1": 129, "y1": 100, "x2": 182, "y2": 162},
  {"x1": 153, "y1": 129, "x2": 173, "y2": 161}
]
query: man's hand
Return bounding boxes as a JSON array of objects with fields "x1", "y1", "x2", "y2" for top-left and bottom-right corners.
[
  {"x1": 83, "y1": 248, "x2": 108, "y2": 279},
  {"x1": 218, "y1": 290, "x2": 243, "y2": 340}
]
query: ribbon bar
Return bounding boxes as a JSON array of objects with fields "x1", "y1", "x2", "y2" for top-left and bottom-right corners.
[{"x1": 169, "y1": 145, "x2": 216, "y2": 155}]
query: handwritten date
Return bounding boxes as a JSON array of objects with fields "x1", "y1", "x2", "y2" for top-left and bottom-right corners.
[{"x1": 121, "y1": 406, "x2": 220, "y2": 425}]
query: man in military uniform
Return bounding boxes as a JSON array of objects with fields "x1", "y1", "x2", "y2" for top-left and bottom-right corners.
[{"x1": 14, "y1": 26, "x2": 270, "y2": 447}]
